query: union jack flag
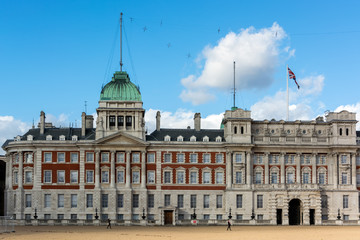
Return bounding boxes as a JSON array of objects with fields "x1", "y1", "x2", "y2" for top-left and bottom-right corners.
[{"x1": 288, "y1": 67, "x2": 299, "y2": 89}]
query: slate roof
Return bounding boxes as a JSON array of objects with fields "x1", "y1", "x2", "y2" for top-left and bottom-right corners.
[{"x1": 147, "y1": 128, "x2": 224, "y2": 142}]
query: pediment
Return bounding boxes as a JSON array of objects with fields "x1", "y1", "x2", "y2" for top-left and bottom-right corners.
[{"x1": 95, "y1": 132, "x2": 148, "y2": 146}]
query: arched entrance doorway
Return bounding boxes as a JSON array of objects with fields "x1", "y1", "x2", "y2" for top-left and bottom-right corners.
[{"x1": 288, "y1": 199, "x2": 302, "y2": 225}]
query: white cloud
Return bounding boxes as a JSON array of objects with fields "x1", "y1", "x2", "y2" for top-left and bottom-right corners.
[
  {"x1": 335, "y1": 103, "x2": 360, "y2": 130},
  {"x1": 145, "y1": 108, "x2": 223, "y2": 133},
  {"x1": 251, "y1": 75, "x2": 325, "y2": 121},
  {"x1": 180, "y1": 22, "x2": 293, "y2": 105}
]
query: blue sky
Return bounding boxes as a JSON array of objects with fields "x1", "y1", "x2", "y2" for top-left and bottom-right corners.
[{"x1": 1, "y1": 0, "x2": 360, "y2": 152}]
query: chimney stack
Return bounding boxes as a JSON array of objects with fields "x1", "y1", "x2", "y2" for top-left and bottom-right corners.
[
  {"x1": 40, "y1": 111, "x2": 45, "y2": 135},
  {"x1": 81, "y1": 112, "x2": 86, "y2": 137},
  {"x1": 82, "y1": 112, "x2": 94, "y2": 137},
  {"x1": 194, "y1": 113, "x2": 201, "y2": 131},
  {"x1": 156, "y1": 111, "x2": 161, "y2": 131}
]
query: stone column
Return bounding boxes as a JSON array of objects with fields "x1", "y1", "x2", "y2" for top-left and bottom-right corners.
[
  {"x1": 246, "y1": 152, "x2": 252, "y2": 185},
  {"x1": 6, "y1": 154, "x2": 12, "y2": 190},
  {"x1": 18, "y1": 152, "x2": 23, "y2": 189},
  {"x1": 226, "y1": 151, "x2": 232, "y2": 189},
  {"x1": 17, "y1": 151, "x2": 24, "y2": 219},
  {"x1": 156, "y1": 151, "x2": 162, "y2": 190},
  {"x1": 33, "y1": 150, "x2": 42, "y2": 190},
  {"x1": 280, "y1": 153, "x2": 285, "y2": 184},
  {"x1": 264, "y1": 152, "x2": 269, "y2": 184},
  {"x1": 351, "y1": 153, "x2": 356, "y2": 187},
  {"x1": 296, "y1": 153, "x2": 301, "y2": 183},
  {"x1": 79, "y1": 150, "x2": 85, "y2": 189},
  {"x1": 110, "y1": 150, "x2": 116, "y2": 188},
  {"x1": 141, "y1": 151, "x2": 146, "y2": 188},
  {"x1": 333, "y1": 153, "x2": 338, "y2": 188},
  {"x1": 125, "y1": 151, "x2": 131, "y2": 188},
  {"x1": 312, "y1": 154, "x2": 317, "y2": 184},
  {"x1": 327, "y1": 153, "x2": 333, "y2": 185},
  {"x1": 95, "y1": 151, "x2": 100, "y2": 189}
]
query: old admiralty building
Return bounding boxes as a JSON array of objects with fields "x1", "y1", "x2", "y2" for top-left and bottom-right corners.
[{"x1": 2, "y1": 70, "x2": 360, "y2": 226}]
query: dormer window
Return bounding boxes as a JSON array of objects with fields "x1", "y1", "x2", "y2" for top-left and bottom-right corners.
[
  {"x1": 203, "y1": 136, "x2": 209, "y2": 142},
  {"x1": 59, "y1": 135, "x2": 65, "y2": 141},
  {"x1": 216, "y1": 136, "x2": 222, "y2": 142},
  {"x1": 72, "y1": 135, "x2": 78, "y2": 141},
  {"x1": 190, "y1": 136, "x2": 196, "y2": 142},
  {"x1": 164, "y1": 135, "x2": 171, "y2": 141},
  {"x1": 15, "y1": 136, "x2": 21, "y2": 141},
  {"x1": 46, "y1": 135, "x2": 52, "y2": 141},
  {"x1": 177, "y1": 136, "x2": 183, "y2": 142},
  {"x1": 27, "y1": 135, "x2": 33, "y2": 141}
]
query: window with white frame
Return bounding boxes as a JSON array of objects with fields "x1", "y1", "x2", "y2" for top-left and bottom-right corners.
[
  {"x1": 235, "y1": 153, "x2": 242, "y2": 163},
  {"x1": 102, "y1": 194, "x2": 108, "y2": 208},
  {"x1": 271, "y1": 172, "x2": 278, "y2": 184},
  {"x1": 43, "y1": 152, "x2": 52, "y2": 163},
  {"x1": 58, "y1": 194, "x2": 64, "y2": 208},
  {"x1": 236, "y1": 194, "x2": 243, "y2": 208},
  {"x1": 316, "y1": 155, "x2": 326, "y2": 165},
  {"x1": 147, "y1": 171, "x2": 155, "y2": 184},
  {"x1": 216, "y1": 136, "x2": 222, "y2": 142},
  {"x1": 132, "y1": 170, "x2": 140, "y2": 184},
  {"x1": 116, "y1": 152, "x2": 125, "y2": 163},
  {"x1": 285, "y1": 155, "x2": 294, "y2": 164},
  {"x1": 257, "y1": 195, "x2": 263, "y2": 208},
  {"x1": 269, "y1": 154, "x2": 279, "y2": 164},
  {"x1": 164, "y1": 194, "x2": 171, "y2": 206},
  {"x1": 44, "y1": 170, "x2": 52, "y2": 183},
  {"x1": 301, "y1": 155, "x2": 311, "y2": 165},
  {"x1": 286, "y1": 168, "x2": 295, "y2": 184},
  {"x1": 117, "y1": 194, "x2": 124, "y2": 208},
  {"x1": 101, "y1": 152, "x2": 109, "y2": 162},
  {"x1": 253, "y1": 154, "x2": 263, "y2": 164},
  {"x1": 27, "y1": 135, "x2": 33, "y2": 141},
  {"x1": 44, "y1": 194, "x2": 51, "y2": 208},
  {"x1": 46, "y1": 135, "x2": 52, "y2": 140},
  {"x1": 57, "y1": 153, "x2": 65, "y2": 163},
  {"x1": 190, "y1": 136, "x2": 196, "y2": 142},
  {"x1": 190, "y1": 153, "x2": 198, "y2": 163},
  {"x1": 147, "y1": 153, "x2": 155, "y2": 163},
  {"x1": 132, "y1": 153, "x2": 140, "y2": 163},
  {"x1": 190, "y1": 171, "x2": 198, "y2": 184},
  {"x1": 57, "y1": 170, "x2": 65, "y2": 183},
  {"x1": 203, "y1": 154, "x2": 210, "y2": 163},
  {"x1": 177, "y1": 153, "x2": 184, "y2": 163},
  {"x1": 319, "y1": 173, "x2": 326, "y2": 184},
  {"x1": 70, "y1": 153, "x2": 78, "y2": 163},
  {"x1": 343, "y1": 195, "x2": 349, "y2": 208},
  {"x1": 164, "y1": 135, "x2": 170, "y2": 141},
  {"x1": 71, "y1": 135, "x2": 78, "y2": 141},
  {"x1": 25, "y1": 153, "x2": 33, "y2": 163},
  {"x1": 25, "y1": 194, "x2": 31, "y2": 208},
  {"x1": 303, "y1": 172, "x2": 310, "y2": 184},
  {"x1": 203, "y1": 171, "x2": 211, "y2": 184},
  {"x1": 101, "y1": 170, "x2": 109, "y2": 183},
  {"x1": 254, "y1": 172, "x2": 262, "y2": 184},
  {"x1": 203, "y1": 195, "x2": 210, "y2": 208},
  {"x1": 177, "y1": 136, "x2": 183, "y2": 142},
  {"x1": 216, "y1": 153, "x2": 223, "y2": 163},
  {"x1": 342, "y1": 172, "x2": 348, "y2": 184},
  {"x1": 86, "y1": 170, "x2": 94, "y2": 183},
  {"x1": 147, "y1": 194, "x2": 154, "y2": 208},
  {"x1": 164, "y1": 153, "x2": 171, "y2": 163},
  {"x1": 203, "y1": 136, "x2": 209, "y2": 142},
  {"x1": 117, "y1": 169, "x2": 124, "y2": 183},
  {"x1": 341, "y1": 155, "x2": 348, "y2": 164},
  {"x1": 70, "y1": 171, "x2": 78, "y2": 183},
  {"x1": 86, "y1": 194, "x2": 93, "y2": 208},
  {"x1": 176, "y1": 170, "x2": 185, "y2": 184},
  {"x1": 190, "y1": 195, "x2": 197, "y2": 208},
  {"x1": 25, "y1": 171, "x2": 32, "y2": 184},
  {"x1": 59, "y1": 135, "x2": 65, "y2": 141},
  {"x1": 71, "y1": 194, "x2": 77, "y2": 208},
  {"x1": 13, "y1": 171, "x2": 18, "y2": 185},
  {"x1": 177, "y1": 194, "x2": 184, "y2": 208},
  {"x1": 216, "y1": 195, "x2": 222, "y2": 208},
  {"x1": 215, "y1": 171, "x2": 224, "y2": 184},
  {"x1": 164, "y1": 171, "x2": 172, "y2": 184},
  {"x1": 86, "y1": 152, "x2": 94, "y2": 162},
  {"x1": 235, "y1": 171, "x2": 242, "y2": 184},
  {"x1": 132, "y1": 194, "x2": 139, "y2": 208}
]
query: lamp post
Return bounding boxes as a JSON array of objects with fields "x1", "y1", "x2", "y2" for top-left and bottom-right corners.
[
  {"x1": 95, "y1": 208, "x2": 99, "y2": 220},
  {"x1": 251, "y1": 208, "x2": 255, "y2": 220},
  {"x1": 337, "y1": 208, "x2": 341, "y2": 220},
  {"x1": 34, "y1": 208, "x2": 38, "y2": 220},
  {"x1": 228, "y1": 208, "x2": 232, "y2": 219},
  {"x1": 191, "y1": 208, "x2": 197, "y2": 220},
  {"x1": 142, "y1": 207, "x2": 146, "y2": 220}
]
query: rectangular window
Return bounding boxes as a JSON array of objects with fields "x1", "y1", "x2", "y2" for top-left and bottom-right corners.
[
  {"x1": 257, "y1": 195, "x2": 263, "y2": 208},
  {"x1": 271, "y1": 172, "x2": 278, "y2": 184},
  {"x1": 236, "y1": 194, "x2": 243, "y2": 208},
  {"x1": 257, "y1": 215, "x2": 263, "y2": 220},
  {"x1": 164, "y1": 171, "x2": 171, "y2": 184},
  {"x1": 86, "y1": 152, "x2": 94, "y2": 162},
  {"x1": 44, "y1": 170, "x2": 52, "y2": 183},
  {"x1": 215, "y1": 172, "x2": 223, "y2": 184},
  {"x1": 357, "y1": 174, "x2": 360, "y2": 185},
  {"x1": 164, "y1": 194, "x2": 171, "y2": 206},
  {"x1": 86, "y1": 194, "x2": 93, "y2": 208},
  {"x1": 101, "y1": 152, "x2": 109, "y2": 162},
  {"x1": 342, "y1": 173, "x2": 348, "y2": 184},
  {"x1": 44, "y1": 194, "x2": 51, "y2": 208},
  {"x1": 109, "y1": 116, "x2": 115, "y2": 126},
  {"x1": 190, "y1": 171, "x2": 197, "y2": 184},
  {"x1": 70, "y1": 171, "x2": 78, "y2": 183},
  {"x1": 71, "y1": 214, "x2": 77, "y2": 220},
  {"x1": 117, "y1": 170, "x2": 124, "y2": 183},
  {"x1": 190, "y1": 195, "x2": 197, "y2": 208},
  {"x1": 255, "y1": 172, "x2": 261, "y2": 184},
  {"x1": 148, "y1": 194, "x2": 154, "y2": 208},
  {"x1": 101, "y1": 170, "x2": 109, "y2": 183},
  {"x1": 71, "y1": 194, "x2": 77, "y2": 208},
  {"x1": 343, "y1": 195, "x2": 349, "y2": 208},
  {"x1": 57, "y1": 170, "x2": 65, "y2": 183},
  {"x1": 357, "y1": 156, "x2": 360, "y2": 166},
  {"x1": 117, "y1": 214, "x2": 123, "y2": 220},
  {"x1": 102, "y1": 194, "x2": 108, "y2": 208},
  {"x1": 303, "y1": 172, "x2": 309, "y2": 184},
  {"x1": 25, "y1": 194, "x2": 31, "y2": 208},
  {"x1": 216, "y1": 153, "x2": 223, "y2": 163},
  {"x1": 178, "y1": 214, "x2": 184, "y2": 220},
  {"x1": 343, "y1": 215, "x2": 349, "y2": 221},
  {"x1": 86, "y1": 170, "x2": 94, "y2": 183},
  {"x1": 44, "y1": 152, "x2": 52, "y2": 163},
  {"x1": 58, "y1": 194, "x2": 64, "y2": 208},
  {"x1": 126, "y1": 116, "x2": 132, "y2": 127},
  {"x1": 235, "y1": 171, "x2": 242, "y2": 184},
  {"x1": 216, "y1": 215, "x2": 222, "y2": 220},
  {"x1": 117, "y1": 194, "x2": 123, "y2": 208},
  {"x1": 319, "y1": 173, "x2": 325, "y2": 184},
  {"x1": 25, "y1": 214, "x2": 31, "y2": 220},
  {"x1": 147, "y1": 171, "x2": 155, "y2": 184},
  {"x1": 147, "y1": 153, "x2": 155, "y2": 163},
  {"x1": 44, "y1": 214, "x2": 51, "y2": 220},
  {"x1": 57, "y1": 153, "x2": 65, "y2": 163},
  {"x1": 177, "y1": 171, "x2": 185, "y2": 184},
  {"x1": 70, "y1": 153, "x2": 78, "y2": 163},
  {"x1": 132, "y1": 194, "x2": 139, "y2": 208},
  {"x1": 287, "y1": 172, "x2": 294, "y2": 184},
  {"x1": 203, "y1": 195, "x2": 210, "y2": 208},
  {"x1": 203, "y1": 154, "x2": 210, "y2": 163},
  {"x1": 216, "y1": 195, "x2": 222, "y2": 208},
  {"x1": 177, "y1": 194, "x2": 184, "y2": 208},
  {"x1": 132, "y1": 171, "x2": 140, "y2": 184},
  {"x1": 190, "y1": 153, "x2": 198, "y2": 163},
  {"x1": 132, "y1": 214, "x2": 139, "y2": 220},
  {"x1": 164, "y1": 153, "x2": 171, "y2": 163},
  {"x1": 13, "y1": 171, "x2": 18, "y2": 185},
  {"x1": 236, "y1": 214, "x2": 243, "y2": 220},
  {"x1": 132, "y1": 153, "x2": 140, "y2": 163},
  {"x1": 203, "y1": 172, "x2": 210, "y2": 184},
  {"x1": 235, "y1": 153, "x2": 242, "y2": 163},
  {"x1": 117, "y1": 152, "x2": 125, "y2": 163},
  {"x1": 203, "y1": 214, "x2": 210, "y2": 220},
  {"x1": 341, "y1": 155, "x2": 347, "y2": 164},
  {"x1": 177, "y1": 153, "x2": 185, "y2": 163},
  {"x1": 118, "y1": 116, "x2": 124, "y2": 127},
  {"x1": 86, "y1": 214, "x2": 93, "y2": 220},
  {"x1": 25, "y1": 171, "x2": 32, "y2": 183},
  {"x1": 57, "y1": 214, "x2": 64, "y2": 220}
]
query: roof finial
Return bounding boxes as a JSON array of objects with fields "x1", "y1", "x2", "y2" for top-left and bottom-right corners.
[{"x1": 120, "y1": 12, "x2": 123, "y2": 71}]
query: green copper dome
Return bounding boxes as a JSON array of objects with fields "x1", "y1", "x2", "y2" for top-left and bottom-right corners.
[{"x1": 100, "y1": 71, "x2": 142, "y2": 101}]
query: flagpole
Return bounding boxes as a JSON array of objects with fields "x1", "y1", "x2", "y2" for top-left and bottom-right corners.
[{"x1": 286, "y1": 64, "x2": 289, "y2": 121}]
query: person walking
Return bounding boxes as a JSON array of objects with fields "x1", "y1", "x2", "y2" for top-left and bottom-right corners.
[
  {"x1": 227, "y1": 219, "x2": 231, "y2": 231},
  {"x1": 107, "y1": 218, "x2": 111, "y2": 229}
]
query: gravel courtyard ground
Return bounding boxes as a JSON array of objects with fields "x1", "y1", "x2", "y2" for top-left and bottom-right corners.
[{"x1": 1, "y1": 225, "x2": 360, "y2": 240}]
